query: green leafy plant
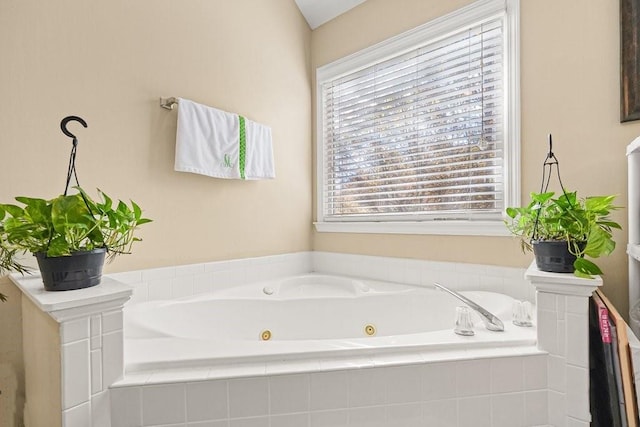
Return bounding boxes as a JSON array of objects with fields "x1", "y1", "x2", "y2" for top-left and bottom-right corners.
[
  {"x1": 0, "y1": 187, "x2": 151, "y2": 299},
  {"x1": 505, "y1": 191, "x2": 621, "y2": 278}
]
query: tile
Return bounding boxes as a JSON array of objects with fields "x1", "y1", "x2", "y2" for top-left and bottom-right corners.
[
  {"x1": 548, "y1": 390, "x2": 566, "y2": 427},
  {"x1": 387, "y1": 258, "x2": 407, "y2": 283},
  {"x1": 91, "y1": 390, "x2": 112, "y2": 427},
  {"x1": 419, "y1": 267, "x2": 439, "y2": 287},
  {"x1": 142, "y1": 383, "x2": 186, "y2": 426},
  {"x1": 566, "y1": 314, "x2": 589, "y2": 367},
  {"x1": 102, "y1": 309, "x2": 123, "y2": 334},
  {"x1": 383, "y1": 365, "x2": 422, "y2": 404},
  {"x1": 422, "y1": 399, "x2": 457, "y2": 426},
  {"x1": 456, "y1": 358, "x2": 492, "y2": 397},
  {"x1": 536, "y1": 292, "x2": 556, "y2": 312},
  {"x1": 456, "y1": 262, "x2": 488, "y2": 275},
  {"x1": 348, "y1": 406, "x2": 386, "y2": 427},
  {"x1": 270, "y1": 413, "x2": 310, "y2": 427},
  {"x1": 566, "y1": 365, "x2": 589, "y2": 420},
  {"x1": 456, "y1": 272, "x2": 481, "y2": 290},
  {"x1": 547, "y1": 355, "x2": 566, "y2": 392},
  {"x1": 491, "y1": 392, "x2": 525, "y2": 427},
  {"x1": 403, "y1": 259, "x2": 422, "y2": 285},
  {"x1": 212, "y1": 269, "x2": 246, "y2": 290},
  {"x1": 110, "y1": 386, "x2": 142, "y2": 427},
  {"x1": 186, "y1": 380, "x2": 228, "y2": 421},
  {"x1": 479, "y1": 275, "x2": 505, "y2": 294},
  {"x1": 437, "y1": 270, "x2": 460, "y2": 291},
  {"x1": 175, "y1": 263, "x2": 205, "y2": 277},
  {"x1": 348, "y1": 368, "x2": 386, "y2": 407},
  {"x1": 557, "y1": 319, "x2": 567, "y2": 356},
  {"x1": 62, "y1": 340, "x2": 90, "y2": 409},
  {"x1": 91, "y1": 349, "x2": 103, "y2": 394},
  {"x1": 525, "y1": 390, "x2": 549, "y2": 426},
  {"x1": 490, "y1": 356, "x2": 524, "y2": 393},
  {"x1": 565, "y1": 295, "x2": 587, "y2": 315},
  {"x1": 310, "y1": 409, "x2": 348, "y2": 427},
  {"x1": 385, "y1": 402, "x2": 422, "y2": 427},
  {"x1": 63, "y1": 401, "x2": 91, "y2": 427},
  {"x1": 421, "y1": 362, "x2": 458, "y2": 400},
  {"x1": 557, "y1": 296, "x2": 566, "y2": 320},
  {"x1": 310, "y1": 371, "x2": 349, "y2": 410},
  {"x1": 91, "y1": 315, "x2": 102, "y2": 337},
  {"x1": 458, "y1": 396, "x2": 491, "y2": 427},
  {"x1": 523, "y1": 355, "x2": 547, "y2": 390},
  {"x1": 269, "y1": 374, "x2": 310, "y2": 414},
  {"x1": 172, "y1": 276, "x2": 195, "y2": 299},
  {"x1": 103, "y1": 330, "x2": 124, "y2": 386},
  {"x1": 142, "y1": 266, "x2": 176, "y2": 281},
  {"x1": 193, "y1": 274, "x2": 214, "y2": 295},
  {"x1": 228, "y1": 377, "x2": 269, "y2": 418},
  {"x1": 537, "y1": 309, "x2": 558, "y2": 354},
  {"x1": 147, "y1": 278, "x2": 172, "y2": 300},
  {"x1": 61, "y1": 317, "x2": 90, "y2": 343}
]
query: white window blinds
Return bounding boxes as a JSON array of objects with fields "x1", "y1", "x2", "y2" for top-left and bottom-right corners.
[{"x1": 320, "y1": 18, "x2": 506, "y2": 222}]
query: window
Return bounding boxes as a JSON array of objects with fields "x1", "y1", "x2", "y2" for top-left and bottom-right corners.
[{"x1": 315, "y1": 0, "x2": 520, "y2": 236}]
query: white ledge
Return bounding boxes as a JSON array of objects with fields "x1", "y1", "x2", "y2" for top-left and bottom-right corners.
[
  {"x1": 10, "y1": 274, "x2": 132, "y2": 322},
  {"x1": 314, "y1": 220, "x2": 512, "y2": 236},
  {"x1": 524, "y1": 262, "x2": 602, "y2": 297}
]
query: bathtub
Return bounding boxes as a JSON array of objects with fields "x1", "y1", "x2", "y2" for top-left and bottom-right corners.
[{"x1": 123, "y1": 274, "x2": 537, "y2": 376}]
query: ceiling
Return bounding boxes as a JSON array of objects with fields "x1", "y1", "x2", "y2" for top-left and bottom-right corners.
[{"x1": 294, "y1": 0, "x2": 367, "y2": 29}]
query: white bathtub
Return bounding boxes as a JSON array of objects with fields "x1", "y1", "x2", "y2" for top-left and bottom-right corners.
[{"x1": 124, "y1": 274, "x2": 537, "y2": 375}]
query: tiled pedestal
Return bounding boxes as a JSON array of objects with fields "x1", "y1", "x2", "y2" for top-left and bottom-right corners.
[
  {"x1": 12, "y1": 275, "x2": 131, "y2": 427},
  {"x1": 525, "y1": 263, "x2": 602, "y2": 427}
]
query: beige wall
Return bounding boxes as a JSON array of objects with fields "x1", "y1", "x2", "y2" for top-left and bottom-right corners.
[
  {"x1": 311, "y1": 0, "x2": 640, "y2": 315},
  {"x1": 0, "y1": 1, "x2": 311, "y2": 426},
  {"x1": 0, "y1": 0, "x2": 312, "y2": 272}
]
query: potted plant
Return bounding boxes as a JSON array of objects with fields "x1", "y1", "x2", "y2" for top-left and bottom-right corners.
[
  {"x1": 505, "y1": 190, "x2": 621, "y2": 278},
  {"x1": 0, "y1": 187, "x2": 151, "y2": 292}
]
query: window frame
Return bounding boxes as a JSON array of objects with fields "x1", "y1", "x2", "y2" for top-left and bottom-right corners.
[{"x1": 315, "y1": 0, "x2": 520, "y2": 236}]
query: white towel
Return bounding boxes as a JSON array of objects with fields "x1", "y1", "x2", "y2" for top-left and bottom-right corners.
[{"x1": 174, "y1": 98, "x2": 275, "y2": 180}]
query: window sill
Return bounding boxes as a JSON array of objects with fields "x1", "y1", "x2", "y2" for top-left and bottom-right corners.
[{"x1": 314, "y1": 220, "x2": 512, "y2": 236}]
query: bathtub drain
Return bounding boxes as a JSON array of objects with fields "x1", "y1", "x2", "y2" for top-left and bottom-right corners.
[
  {"x1": 260, "y1": 330, "x2": 272, "y2": 341},
  {"x1": 364, "y1": 324, "x2": 376, "y2": 336}
]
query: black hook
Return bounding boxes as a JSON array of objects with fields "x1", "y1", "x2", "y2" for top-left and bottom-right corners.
[{"x1": 60, "y1": 116, "x2": 88, "y2": 140}]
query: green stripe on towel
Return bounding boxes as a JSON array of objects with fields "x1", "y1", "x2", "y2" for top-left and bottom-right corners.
[{"x1": 238, "y1": 115, "x2": 246, "y2": 180}]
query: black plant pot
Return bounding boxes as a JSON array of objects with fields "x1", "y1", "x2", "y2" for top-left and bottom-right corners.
[
  {"x1": 35, "y1": 248, "x2": 106, "y2": 291},
  {"x1": 532, "y1": 240, "x2": 583, "y2": 273}
]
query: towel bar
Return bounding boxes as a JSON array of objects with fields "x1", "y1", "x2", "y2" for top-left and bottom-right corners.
[{"x1": 160, "y1": 97, "x2": 178, "y2": 110}]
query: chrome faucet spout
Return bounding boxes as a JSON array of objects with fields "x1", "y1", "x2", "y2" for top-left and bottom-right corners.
[{"x1": 433, "y1": 282, "x2": 504, "y2": 332}]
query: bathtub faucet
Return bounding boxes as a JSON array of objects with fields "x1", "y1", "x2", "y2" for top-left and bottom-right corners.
[{"x1": 433, "y1": 282, "x2": 504, "y2": 332}]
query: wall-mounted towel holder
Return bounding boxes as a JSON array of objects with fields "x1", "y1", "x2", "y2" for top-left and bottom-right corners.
[{"x1": 160, "y1": 97, "x2": 179, "y2": 110}]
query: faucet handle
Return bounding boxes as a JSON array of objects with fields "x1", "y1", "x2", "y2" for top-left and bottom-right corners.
[
  {"x1": 512, "y1": 300, "x2": 533, "y2": 327},
  {"x1": 454, "y1": 306, "x2": 475, "y2": 336}
]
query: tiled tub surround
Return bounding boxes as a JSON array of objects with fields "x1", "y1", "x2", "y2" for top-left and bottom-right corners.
[
  {"x1": 12, "y1": 252, "x2": 603, "y2": 426},
  {"x1": 109, "y1": 251, "x2": 535, "y2": 307}
]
